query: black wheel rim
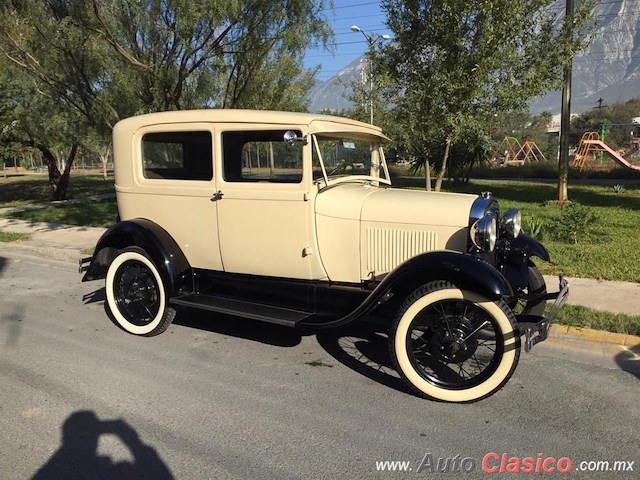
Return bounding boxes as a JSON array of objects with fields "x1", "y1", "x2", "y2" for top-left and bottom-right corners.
[
  {"x1": 406, "y1": 299, "x2": 504, "y2": 390},
  {"x1": 113, "y1": 259, "x2": 161, "y2": 326}
]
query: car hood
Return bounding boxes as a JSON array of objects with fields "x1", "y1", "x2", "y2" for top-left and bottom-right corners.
[{"x1": 315, "y1": 183, "x2": 477, "y2": 227}]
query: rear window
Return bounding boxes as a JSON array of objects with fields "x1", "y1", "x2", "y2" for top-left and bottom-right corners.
[{"x1": 142, "y1": 131, "x2": 212, "y2": 181}]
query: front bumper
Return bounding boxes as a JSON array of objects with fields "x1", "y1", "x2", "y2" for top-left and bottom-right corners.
[{"x1": 517, "y1": 275, "x2": 570, "y2": 352}]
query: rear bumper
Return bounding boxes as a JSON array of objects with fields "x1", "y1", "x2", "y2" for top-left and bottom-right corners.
[{"x1": 517, "y1": 275, "x2": 570, "y2": 352}]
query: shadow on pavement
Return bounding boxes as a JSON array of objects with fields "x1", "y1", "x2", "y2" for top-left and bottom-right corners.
[
  {"x1": 32, "y1": 410, "x2": 174, "y2": 480},
  {"x1": 316, "y1": 322, "x2": 413, "y2": 396},
  {"x1": 3, "y1": 303, "x2": 25, "y2": 346},
  {"x1": 83, "y1": 287, "x2": 106, "y2": 304},
  {"x1": 615, "y1": 345, "x2": 640, "y2": 380},
  {"x1": 0, "y1": 257, "x2": 25, "y2": 345},
  {"x1": 173, "y1": 309, "x2": 303, "y2": 348},
  {"x1": 0, "y1": 256, "x2": 8, "y2": 278}
]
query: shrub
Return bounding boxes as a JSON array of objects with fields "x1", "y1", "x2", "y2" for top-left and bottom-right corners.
[
  {"x1": 524, "y1": 217, "x2": 546, "y2": 240},
  {"x1": 548, "y1": 202, "x2": 598, "y2": 244}
]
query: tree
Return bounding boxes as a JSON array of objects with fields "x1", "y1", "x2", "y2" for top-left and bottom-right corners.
[
  {"x1": 0, "y1": 0, "x2": 331, "y2": 199},
  {"x1": 380, "y1": 0, "x2": 595, "y2": 191},
  {"x1": 0, "y1": 67, "x2": 86, "y2": 199}
]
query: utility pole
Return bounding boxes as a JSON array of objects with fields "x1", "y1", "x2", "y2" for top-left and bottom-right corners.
[{"x1": 558, "y1": 0, "x2": 574, "y2": 204}]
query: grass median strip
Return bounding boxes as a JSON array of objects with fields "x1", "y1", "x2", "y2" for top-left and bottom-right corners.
[
  {"x1": 553, "y1": 304, "x2": 640, "y2": 337},
  {"x1": 0, "y1": 231, "x2": 30, "y2": 242},
  {"x1": 4, "y1": 200, "x2": 117, "y2": 228},
  {"x1": 0, "y1": 174, "x2": 114, "y2": 208}
]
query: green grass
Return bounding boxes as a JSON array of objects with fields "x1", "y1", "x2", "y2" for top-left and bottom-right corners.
[
  {"x1": 0, "y1": 174, "x2": 114, "y2": 208},
  {"x1": 0, "y1": 231, "x2": 30, "y2": 242},
  {"x1": 554, "y1": 304, "x2": 640, "y2": 337},
  {"x1": 6, "y1": 200, "x2": 117, "y2": 228}
]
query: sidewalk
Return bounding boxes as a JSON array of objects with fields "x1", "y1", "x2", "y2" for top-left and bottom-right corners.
[{"x1": 0, "y1": 218, "x2": 105, "y2": 261}]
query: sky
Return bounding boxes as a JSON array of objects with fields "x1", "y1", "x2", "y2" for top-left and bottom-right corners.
[{"x1": 303, "y1": 0, "x2": 393, "y2": 81}]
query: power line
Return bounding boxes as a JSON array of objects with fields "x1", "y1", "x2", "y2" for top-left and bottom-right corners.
[{"x1": 322, "y1": 1, "x2": 381, "y2": 12}]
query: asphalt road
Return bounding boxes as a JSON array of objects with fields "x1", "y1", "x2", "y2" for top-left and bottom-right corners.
[{"x1": 1, "y1": 252, "x2": 638, "y2": 480}]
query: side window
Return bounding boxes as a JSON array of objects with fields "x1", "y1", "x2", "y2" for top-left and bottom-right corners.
[
  {"x1": 142, "y1": 131, "x2": 212, "y2": 180},
  {"x1": 222, "y1": 130, "x2": 303, "y2": 183}
]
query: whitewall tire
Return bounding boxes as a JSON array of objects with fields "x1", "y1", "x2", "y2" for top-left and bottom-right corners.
[
  {"x1": 389, "y1": 281, "x2": 520, "y2": 402},
  {"x1": 105, "y1": 247, "x2": 175, "y2": 336}
]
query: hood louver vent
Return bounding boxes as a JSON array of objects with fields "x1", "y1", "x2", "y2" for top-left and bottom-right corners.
[{"x1": 366, "y1": 227, "x2": 438, "y2": 274}]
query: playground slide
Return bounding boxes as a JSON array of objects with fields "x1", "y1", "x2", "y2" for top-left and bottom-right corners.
[{"x1": 583, "y1": 140, "x2": 640, "y2": 171}]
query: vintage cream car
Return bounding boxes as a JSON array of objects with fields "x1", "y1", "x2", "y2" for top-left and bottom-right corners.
[{"x1": 80, "y1": 110, "x2": 568, "y2": 402}]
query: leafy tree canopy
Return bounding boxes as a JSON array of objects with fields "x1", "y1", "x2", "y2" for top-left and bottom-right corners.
[
  {"x1": 0, "y1": 0, "x2": 331, "y2": 199},
  {"x1": 379, "y1": 0, "x2": 595, "y2": 190}
]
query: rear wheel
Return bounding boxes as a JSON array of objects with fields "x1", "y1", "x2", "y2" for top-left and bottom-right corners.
[
  {"x1": 389, "y1": 281, "x2": 520, "y2": 402},
  {"x1": 105, "y1": 247, "x2": 175, "y2": 336}
]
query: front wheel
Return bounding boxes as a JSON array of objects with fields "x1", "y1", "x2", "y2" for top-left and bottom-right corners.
[
  {"x1": 389, "y1": 281, "x2": 520, "y2": 402},
  {"x1": 512, "y1": 262, "x2": 547, "y2": 317},
  {"x1": 105, "y1": 247, "x2": 176, "y2": 336}
]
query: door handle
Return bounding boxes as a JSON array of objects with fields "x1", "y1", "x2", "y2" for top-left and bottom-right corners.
[{"x1": 210, "y1": 190, "x2": 224, "y2": 202}]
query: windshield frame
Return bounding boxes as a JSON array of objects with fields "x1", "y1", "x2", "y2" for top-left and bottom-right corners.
[{"x1": 311, "y1": 134, "x2": 392, "y2": 188}]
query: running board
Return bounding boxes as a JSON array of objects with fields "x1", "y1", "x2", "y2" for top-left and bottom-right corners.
[{"x1": 170, "y1": 294, "x2": 312, "y2": 327}]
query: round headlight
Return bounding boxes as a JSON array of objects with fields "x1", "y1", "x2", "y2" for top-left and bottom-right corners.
[
  {"x1": 471, "y1": 214, "x2": 497, "y2": 252},
  {"x1": 500, "y1": 209, "x2": 522, "y2": 239}
]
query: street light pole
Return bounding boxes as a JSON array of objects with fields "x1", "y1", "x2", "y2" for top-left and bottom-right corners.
[{"x1": 351, "y1": 25, "x2": 390, "y2": 125}]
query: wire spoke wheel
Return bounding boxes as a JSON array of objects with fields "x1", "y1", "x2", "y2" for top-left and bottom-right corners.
[
  {"x1": 407, "y1": 299, "x2": 503, "y2": 390},
  {"x1": 390, "y1": 281, "x2": 520, "y2": 402}
]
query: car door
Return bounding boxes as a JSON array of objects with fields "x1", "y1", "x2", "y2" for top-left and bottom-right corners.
[
  {"x1": 119, "y1": 123, "x2": 223, "y2": 271},
  {"x1": 214, "y1": 126, "x2": 324, "y2": 280}
]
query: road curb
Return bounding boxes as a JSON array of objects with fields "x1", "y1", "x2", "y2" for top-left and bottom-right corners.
[{"x1": 549, "y1": 324, "x2": 640, "y2": 348}]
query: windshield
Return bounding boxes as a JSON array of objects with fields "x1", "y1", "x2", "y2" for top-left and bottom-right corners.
[{"x1": 312, "y1": 135, "x2": 391, "y2": 186}]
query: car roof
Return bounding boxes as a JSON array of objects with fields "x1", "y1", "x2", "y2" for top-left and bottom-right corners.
[{"x1": 114, "y1": 109, "x2": 389, "y2": 141}]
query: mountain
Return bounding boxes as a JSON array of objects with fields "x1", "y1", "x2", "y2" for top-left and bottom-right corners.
[
  {"x1": 308, "y1": 0, "x2": 640, "y2": 115},
  {"x1": 531, "y1": 0, "x2": 640, "y2": 114},
  {"x1": 307, "y1": 56, "x2": 365, "y2": 113}
]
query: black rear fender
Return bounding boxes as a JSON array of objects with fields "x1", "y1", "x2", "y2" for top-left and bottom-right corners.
[{"x1": 82, "y1": 219, "x2": 193, "y2": 296}]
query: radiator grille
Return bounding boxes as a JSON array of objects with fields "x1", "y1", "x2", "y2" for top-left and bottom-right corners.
[{"x1": 366, "y1": 227, "x2": 438, "y2": 273}]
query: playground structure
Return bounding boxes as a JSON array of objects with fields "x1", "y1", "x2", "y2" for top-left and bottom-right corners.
[
  {"x1": 488, "y1": 137, "x2": 547, "y2": 167},
  {"x1": 573, "y1": 126, "x2": 640, "y2": 171}
]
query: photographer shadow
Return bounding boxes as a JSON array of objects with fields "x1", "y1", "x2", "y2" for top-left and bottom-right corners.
[{"x1": 32, "y1": 410, "x2": 173, "y2": 480}]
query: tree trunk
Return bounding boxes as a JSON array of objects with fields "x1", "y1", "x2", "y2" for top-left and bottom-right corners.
[
  {"x1": 37, "y1": 144, "x2": 79, "y2": 201},
  {"x1": 425, "y1": 158, "x2": 431, "y2": 191},
  {"x1": 99, "y1": 148, "x2": 111, "y2": 180},
  {"x1": 434, "y1": 138, "x2": 451, "y2": 192}
]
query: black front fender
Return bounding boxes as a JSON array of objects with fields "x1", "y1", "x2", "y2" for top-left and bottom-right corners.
[
  {"x1": 377, "y1": 250, "x2": 513, "y2": 301},
  {"x1": 81, "y1": 219, "x2": 193, "y2": 296},
  {"x1": 498, "y1": 233, "x2": 549, "y2": 290},
  {"x1": 310, "y1": 251, "x2": 512, "y2": 330},
  {"x1": 510, "y1": 233, "x2": 550, "y2": 261}
]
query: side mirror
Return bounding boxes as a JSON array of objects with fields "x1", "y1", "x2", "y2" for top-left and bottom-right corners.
[{"x1": 283, "y1": 130, "x2": 308, "y2": 145}]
